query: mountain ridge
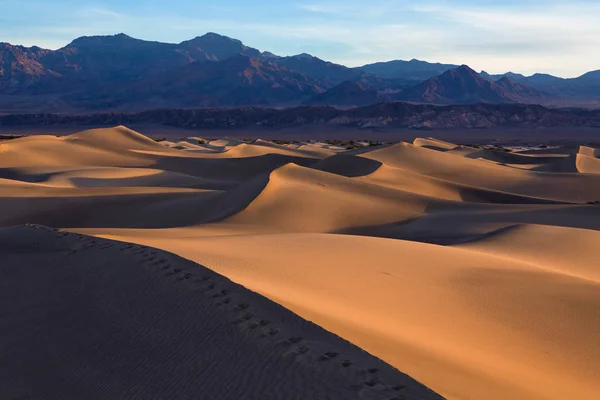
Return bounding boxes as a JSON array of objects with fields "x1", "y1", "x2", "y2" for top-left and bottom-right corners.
[
  {"x1": 1, "y1": 33, "x2": 600, "y2": 111},
  {"x1": 398, "y1": 65, "x2": 548, "y2": 105}
]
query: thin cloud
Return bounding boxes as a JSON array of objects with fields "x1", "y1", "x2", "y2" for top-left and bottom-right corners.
[{"x1": 2, "y1": 0, "x2": 599, "y2": 77}]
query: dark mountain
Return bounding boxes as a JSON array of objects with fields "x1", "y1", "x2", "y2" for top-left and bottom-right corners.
[
  {"x1": 509, "y1": 71, "x2": 600, "y2": 98},
  {"x1": 0, "y1": 43, "x2": 55, "y2": 92},
  {"x1": 1, "y1": 33, "x2": 600, "y2": 112},
  {"x1": 178, "y1": 32, "x2": 262, "y2": 60},
  {"x1": 272, "y1": 53, "x2": 365, "y2": 86},
  {"x1": 559, "y1": 70, "x2": 600, "y2": 98},
  {"x1": 95, "y1": 55, "x2": 326, "y2": 109},
  {"x1": 504, "y1": 72, "x2": 527, "y2": 81},
  {"x1": 578, "y1": 70, "x2": 600, "y2": 82},
  {"x1": 480, "y1": 71, "x2": 527, "y2": 82},
  {"x1": 398, "y1": 65, "x2": 547, "y2": 104},
  {"x1": 261, "y1": 51, "x2": 279, "y2": 60},
  {"x1": 495, "y1": 76, "x2": 548, "y2": 101},
  {"x1": 304, "y1": 81, "x2": 383, "y2": 106},
  {"x1": 358, "y1": 59, "x2": 459, "y2": 80},
  {"x1": 524, "y1": 73, "x2": 564, "y2": 86},
  {"x1": 478, "y1": 70, "x2": 600, "y2": 99},
  {"x1": 1, "y1": 33, "x2": 265, "y2": 95},
  {"x1": 40, "y1": 34, "x2": 194, "y2": 88}
]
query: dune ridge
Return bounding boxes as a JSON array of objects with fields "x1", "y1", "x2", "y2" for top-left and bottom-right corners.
[{"x1": 2, "y1": 126, "x2": 600, "y2": 400}]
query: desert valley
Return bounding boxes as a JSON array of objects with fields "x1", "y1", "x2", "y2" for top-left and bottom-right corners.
[
  {"x1": 1, "y1": 125, "x2": 600, "y2": 399},
  {"x1": 3, "y1": 2, "x2": 600, "y2": 396}
]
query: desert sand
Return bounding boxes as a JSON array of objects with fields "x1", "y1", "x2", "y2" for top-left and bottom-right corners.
[{"x1": 1, "y1": 126, "x2": 600, "y2": 399}]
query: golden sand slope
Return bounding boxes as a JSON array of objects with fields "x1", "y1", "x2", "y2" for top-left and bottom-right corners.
[{"x1": 2, "y1": 126, "x2": 600, "y2": 400}]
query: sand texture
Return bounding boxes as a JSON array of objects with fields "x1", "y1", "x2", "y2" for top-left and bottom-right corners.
[{"x1": 2, "y1": 127, "x2": 600, "y2": 400}]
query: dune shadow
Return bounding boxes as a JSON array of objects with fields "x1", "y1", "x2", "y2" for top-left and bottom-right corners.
[{"x1": 310, "y1": 154, "x2": 383, "y2": 177}]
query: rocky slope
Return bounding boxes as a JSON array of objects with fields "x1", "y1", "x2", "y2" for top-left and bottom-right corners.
[{"x1": 398, "y1": 65, "x2": 548, "y2": 105}]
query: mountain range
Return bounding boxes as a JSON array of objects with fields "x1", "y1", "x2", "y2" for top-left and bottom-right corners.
[{"x1": 1, "y1": 32, "x2": 600, "y2": 112}]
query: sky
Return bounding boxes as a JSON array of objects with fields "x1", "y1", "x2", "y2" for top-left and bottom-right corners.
[{"x1": 0, "y1": 0, "x2": 598, "y2": 78}]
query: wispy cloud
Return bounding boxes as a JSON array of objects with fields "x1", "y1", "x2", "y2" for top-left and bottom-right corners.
[
  {"x1": 297, "y1": 1, "x2": 411, "y2": 18},
  {"x1": 1, "y1": 0, "x2": 599, "y2": 77},
  {"x1": 405, "y1": 1, "x2": 600, "y2": 75}
]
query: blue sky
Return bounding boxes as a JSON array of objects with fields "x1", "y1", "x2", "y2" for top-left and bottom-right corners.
[{"x1": 1, "y1": 0, "x2": 598, "y2": 77}]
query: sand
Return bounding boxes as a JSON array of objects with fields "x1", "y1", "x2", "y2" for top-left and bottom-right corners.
[
  {"x1": 1, "y1": 225, "x2": 438, "y2": 400},
  {"x1": 1, "y1": 126, "x2": 600, "y2": 399}
]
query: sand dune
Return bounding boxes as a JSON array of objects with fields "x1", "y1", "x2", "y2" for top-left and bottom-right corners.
[
  {"x1": 576, "y1": 146, "x2": 600, "y2": 173},
  {"x1": 224, "y1": 163, "x2": 438, "y2": 233},
  {"x1": 579, "y1": 145, "x2": 600, "y2": 158},
  {"x1": 456, "y1": 223, "x2": 600, "y2": 282},
  {"x1": 2, "y1": 127, "x2": 600, "y2": 399},
  {"x1": 360, "y1": 142, "x2": 600, "y2": 202},
  {"x1": 69, "y1": 230, "x2": 600, "y2": 400},
  {"x1": 413, "y1": 137, "x2": 459, "y2": 150},
  {"x1": 0, "y1": 225, "x2": 439, "y2": 400}
]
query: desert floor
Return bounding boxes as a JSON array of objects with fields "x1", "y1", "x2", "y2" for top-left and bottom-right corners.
[{"x1": 1, "y1": 126, "x2": 600, "y2": 399}]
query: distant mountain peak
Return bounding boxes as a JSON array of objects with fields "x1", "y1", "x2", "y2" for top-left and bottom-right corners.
[
  {"x1": 67, "y1": 33, "x2": 136, "y2": 46},
  {"x1": 455, "y1": 64, "x2": 477, "y2": 73},
  {"x1": 179, "y1": 33, "x2": 261, "y2": 60},
  {"x1": 398, "y1": 64, "x2": 546, "y2": 105},
  {"x1": 359, "y1": 59, "x2": 460, "y2": 80},
  {"x1": 293, "y1": 53, "x2": 316, "y2": 59},
  {"x1": 188, "y1": 32, "x2": 241, "y2": 44},
  {"x1": 262, "y1": 51, "x2": 280, "y2": 59}
]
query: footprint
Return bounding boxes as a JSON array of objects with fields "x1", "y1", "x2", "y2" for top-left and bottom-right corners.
[
  {"x1": 216, "y1": 298, "x2": 232, "y2": 307},
  {"x1": 247, "y1": 319, "x2": 269, "y2": 328},
  {"x1": 234, "y1": 303, "x2": 250, "y2": 311},
  {"x1": 210, "y1": 289, "x2": 229, "y2": 298},
  {"x1": 367, "y1": 368, "x2": 379, "y2": 374},
  {"x1": 364, "y1": 377, "x2": 380, "y2": 387},
  {"x1": 284, "y1": 337, "x2": 303, "y2": 345},
  {"x1": 175, "y1": 273, "x2": 193, "y2": 281},
  {"x1": 262, "y1": 327, "x2": 279, "y2": 337},
  {"x1": 341, "y1": 360, "x2": 353, "y2": 367},
  {"x1": 233, "y1": 313, "x2": 254, "y2": 324},
  {"x1": 293, "y1": 346, "x2": 310, "y2": 356},
  {"x1": 247, "y1": 321, "x2": 260, "y2": 330},
  {"x1": 391, "y1": 385, "x2": 406, "y2": 391}
]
